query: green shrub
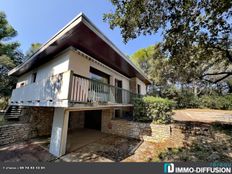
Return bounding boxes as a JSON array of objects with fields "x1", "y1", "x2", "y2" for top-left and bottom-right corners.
[
  {"x1": 133, "y1": 96, "x2": 174, "y2": 124},
  {"x1": 174, "y1": 93, "x2": 232, "y2": 110},
  {"x1": 224, "y1": 94, "x2": 232, "y2": 110},
  {"x1": 176, "y1": 93, "x2": 200, "y2": 109},
  {"x1": 0, "y1": 99, "x2": 8, "y2": 110},
  {"x1": 199, "y1": 95, "x2": 232, "y2": 110},
  {"x1": 161, "y1": 86, "x2": 180, "y2": 100}
]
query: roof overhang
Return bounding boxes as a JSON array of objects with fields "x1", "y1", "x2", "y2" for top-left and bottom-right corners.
[{"x1": 8, "y1": 13, "x2": 151, "y2": 85}]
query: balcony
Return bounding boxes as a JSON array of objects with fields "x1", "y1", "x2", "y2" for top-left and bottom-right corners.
[{"x1": 10, "y1": 71, "x2": 139, "y2": 108}]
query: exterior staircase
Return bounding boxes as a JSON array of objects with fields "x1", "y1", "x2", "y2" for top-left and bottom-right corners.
[{"x1": 4, "y1": 105, "x2": 23, "y2": 120}]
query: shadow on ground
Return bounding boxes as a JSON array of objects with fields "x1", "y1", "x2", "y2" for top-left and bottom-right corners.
[
  {"x1": 58, "y1": 135, "x2": 142, "y2": 162},
  {"x1": 0, "y1": 139, "x2": 55, "y2": 162}
]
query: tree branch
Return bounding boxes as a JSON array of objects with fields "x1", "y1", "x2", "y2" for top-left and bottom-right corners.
[
  {"x1": 202, "y1": 73, "x2": 231, "y2": 84},
  {"x1": 206, "y1": 43, "x2": 232, "y2": 63},
  {"x1": 202, "y1": 72, "x2": 232, "y2": 77}
]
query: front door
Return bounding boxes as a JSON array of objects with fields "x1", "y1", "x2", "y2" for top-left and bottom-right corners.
[{"x1": 115, "y1": 79, "x2": 122, "y2": 103}]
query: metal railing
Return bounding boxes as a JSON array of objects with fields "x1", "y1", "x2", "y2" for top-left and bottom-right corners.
[{"x1": 70, "y1": 73, "x2": 139, "y2": 104}]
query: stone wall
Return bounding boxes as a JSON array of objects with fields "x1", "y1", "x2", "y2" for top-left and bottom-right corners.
[
  {"x1": 102, "y1": 119, "x2": 151, "y2": 139},
  {"x1": 69, "y1": 111, "x2": 85, "y2": 130},
  {"x1": 0, "y1": 107, "x2": 54, "y2": 146},
  {"x1": 22, "y1": 107, "x2": 54, "y2": 136},
  {"x1": 102, "y1": 116, "x2": 215, "y2": 143},
  {"x1": 0, "y1": 123, "x2": 32, "y2": 145},
  {"x1": 102, "y1": 119, "x2": 175, "y2": 142}
]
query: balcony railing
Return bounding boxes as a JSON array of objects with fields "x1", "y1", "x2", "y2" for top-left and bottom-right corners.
[
  {"x1": 70, "y1": 73, "x2": 138, "y2": 104},
  {"x1": 10, "y1": 70, "x2": 140, "y2": 107}
]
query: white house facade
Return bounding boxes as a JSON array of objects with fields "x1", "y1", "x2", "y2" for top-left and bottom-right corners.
[{"x1": 8, "y1": 13, "x2": 151, "y2": 157}]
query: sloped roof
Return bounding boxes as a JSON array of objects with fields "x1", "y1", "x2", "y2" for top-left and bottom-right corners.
[{"x1": 8, "y1": 13, "x2": 151, "y2": 84}]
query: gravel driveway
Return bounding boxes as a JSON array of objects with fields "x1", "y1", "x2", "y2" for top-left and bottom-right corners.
[{"x1": 173, "y1": 109, "x2": 232, "y2": 124}]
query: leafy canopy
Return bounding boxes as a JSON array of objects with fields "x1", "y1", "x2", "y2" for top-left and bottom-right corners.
[
  {"x1": 130, "y1": 45, "x2": 154, "y2": 74},
  {"x1": 0, "y1": 11, "x2": 23, "y2": 99},
  {"x1": 25, "y1": 42, "x2": 42, "y2": 59},
  {"x1": 104, "y1": 0, "x2": 232, "y2": 82}
]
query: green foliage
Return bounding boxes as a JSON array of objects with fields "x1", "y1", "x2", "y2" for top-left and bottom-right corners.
[
  {"x1": 176, "y1": 93, "x2": 200, "y2": 109},
  {"x1": 0, "y1": 11, "x2": 23, "y2": 99},
  {"x1": 25, "y1": 43, "x2": 42, "y2": 59},
  {"x1": 0, "y1": 98, "x2": 8, "y2": 110},
  {"x1": 130, "y1": 45, "x2": 154, "y2": 74},
  {"x1": 133, "y1": 96, "x2": 174, "y2": 124},
  {"x1": 199, "y1": 95, "x2": 232, "y2": 110},
  {"x1": 161, "y1": 85, "x2": 180, "y2": 100},
  {"x1": 104, "y1": 0, "x2": 232, "y2": 85},
  {"x1": 174, "y1": 93, "x2": 232, "y2": 110},
  {"x1": 104, "y1": 0, "x2": 232, "y2": 62}
]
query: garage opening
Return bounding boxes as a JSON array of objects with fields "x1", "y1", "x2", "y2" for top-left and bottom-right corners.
[
  {"x1": 66, "y1": 110, "x2": 104, "y2": 153},
  {"x1": 84, "y1": 110, "x2": 102, "y2": 130}
]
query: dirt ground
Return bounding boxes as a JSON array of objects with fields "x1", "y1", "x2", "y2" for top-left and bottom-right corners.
[
  {"x1": 173, "y1": 109, "x2": 232, "y2": 123},
  {"x1": 0, "y1": 140, "x2": 56, "y2": 162},
  {"x1": 0, "y1": 132, "x2": 142, "y2": 162}
]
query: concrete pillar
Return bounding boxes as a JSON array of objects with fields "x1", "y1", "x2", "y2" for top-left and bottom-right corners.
[
  {"x1": 49, "y1": 108, "x2": 69, "y2": 157},
  {"x1": 101, "y1": 109, "x2": 113, "y2": 133}
]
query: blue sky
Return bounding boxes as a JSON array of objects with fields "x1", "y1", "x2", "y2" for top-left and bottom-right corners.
[{"x1": 0, "y1": 0, "x2": 162, "y2": 56}]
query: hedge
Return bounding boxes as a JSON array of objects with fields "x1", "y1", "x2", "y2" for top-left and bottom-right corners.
[
  {"x1": 133, "y1": 96, "x2": 174, "y2": 124},
  {"x1": 199, "y1": 95, "x2": 232, "y2": 110},
  {"x1": 175, "y1": 94, "x2": 232, "y2": 110}
]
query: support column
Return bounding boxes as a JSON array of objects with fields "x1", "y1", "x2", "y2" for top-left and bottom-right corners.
[{"x1": 49, "y1": 108, "x2": 69, "y2": 157}]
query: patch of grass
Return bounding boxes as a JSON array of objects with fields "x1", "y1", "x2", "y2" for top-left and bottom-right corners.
[{"x1": 0, "y1": 113, "x2": 5, "y2": 126}]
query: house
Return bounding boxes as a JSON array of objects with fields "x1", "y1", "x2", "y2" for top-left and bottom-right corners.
[{"x1": 8, "y1": 13, "x2": 151, "y2": 157}]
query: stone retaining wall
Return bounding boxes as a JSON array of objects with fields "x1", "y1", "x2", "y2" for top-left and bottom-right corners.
[
  {"x1": 0, "y1": 107, "x2": 54, "y2": 146},
  {"x1": 102, "y1": 118, "x2": 216, "y2": 143},
  {"x1": 102, "y1": 119, "x2": 175, "y2": 142},
  {"x1": 102, "y1": 119, "x2": 151, "y2": 139},
  {"x1": 21, "y1": 107, "x2": 54, "y2": 136},
  {"x1": 0, "y1": 123, "x2": 32, "y2": 145}
]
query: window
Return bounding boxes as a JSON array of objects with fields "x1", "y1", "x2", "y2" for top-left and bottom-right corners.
[
  {"x1": 32, "y1": 72, "x2": 37, "y2": 83},
  {"x1": 137, "y1": 84, "x2": 141, "y2": 94},
  {"x1": 114, "y1": 109, "x2": 121, "y2": 118},
  {"x1": 90, "y1": 67, "x2": 109, "y2": 84}
]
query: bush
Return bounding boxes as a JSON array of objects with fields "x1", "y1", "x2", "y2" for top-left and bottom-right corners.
[
  {"x1": 176, "y1": 93, "x2": 200, "y2": 109},
  {"x1": 133, "y1": 96, "x2": 174, "y2": 124},
  {"x1": 0, "y1": 98, "x2": 8, "y2": 110},
  {"x1": 161, "y1": 86, "x2": 180, "y2": 100},
  {"x1": 174, "y1": 93, "x2": 232, "y2": 110},
  {"x1": 225, "y1": 94, "x2": 232, "y2": 110},
  {"x1": 199, "y1": 95, "x2": 232, "y2": 110}
]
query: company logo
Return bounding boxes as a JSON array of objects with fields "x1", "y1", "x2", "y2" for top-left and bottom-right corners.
[{"x1": 164, "y1": 163, "x2": 175, "y2": 173}]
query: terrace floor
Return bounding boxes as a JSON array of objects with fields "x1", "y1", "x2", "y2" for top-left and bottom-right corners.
[{"x1": 0, "y1": 129, "x2": 141, "y2": 162}]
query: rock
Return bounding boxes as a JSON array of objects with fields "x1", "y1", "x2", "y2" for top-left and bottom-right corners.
[{"x1": 207, "y1": 153, "x2": 220, "y2": 161}]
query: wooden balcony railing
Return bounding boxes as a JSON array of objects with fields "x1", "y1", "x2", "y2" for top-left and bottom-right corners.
[
  {"x1": 10, "y1": 70, "x2": 140, "y2": 107},
  {"x1": 70, "y1": 73, "x2": 138, "y2": 104}
]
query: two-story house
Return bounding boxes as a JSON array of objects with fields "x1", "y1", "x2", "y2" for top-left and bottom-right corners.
[{"x1": 8, "y1": 13, "x2": 151, "y2": 157}]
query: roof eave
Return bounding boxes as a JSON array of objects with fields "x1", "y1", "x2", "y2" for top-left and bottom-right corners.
[{"x1": 8, "y1": 13, "x2": 151, "y2": 84}]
